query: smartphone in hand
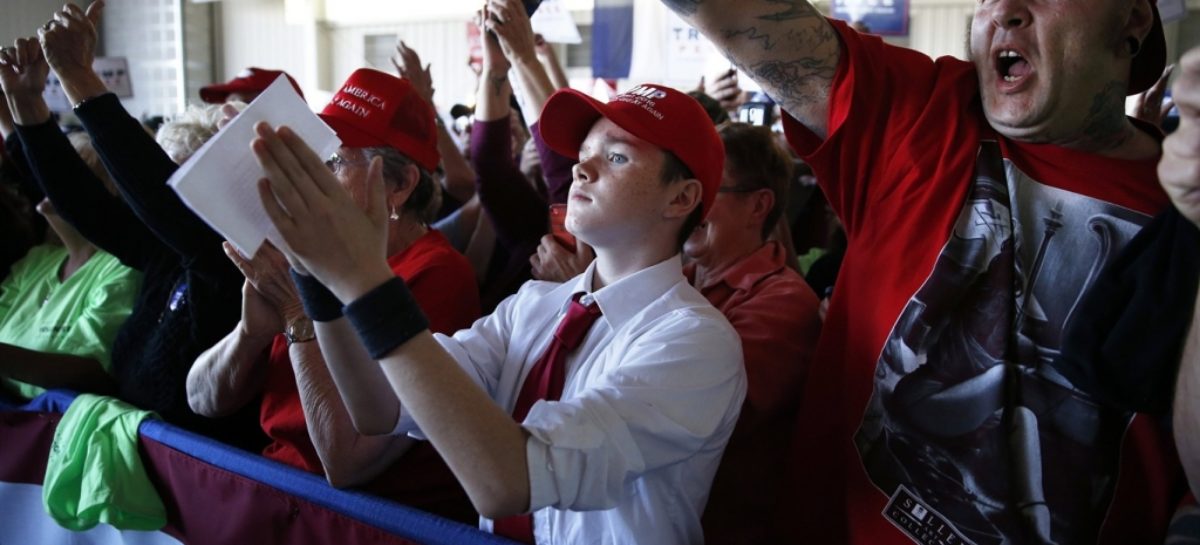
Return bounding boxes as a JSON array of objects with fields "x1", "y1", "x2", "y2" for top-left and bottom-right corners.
[{"x1": 549, "y1": 203, "x2": 576, "y2": 249}]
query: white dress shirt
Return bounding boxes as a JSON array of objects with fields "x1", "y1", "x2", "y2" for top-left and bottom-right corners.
[{"x1": 397, "y1": 255, "x2": 746, "y2": 544}]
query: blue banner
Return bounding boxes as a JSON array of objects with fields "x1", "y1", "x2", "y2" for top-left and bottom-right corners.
[
  {"x1": 832, "y1": 0, "x2": 910, "y2": 36},
  {"x1": 592, "y1": 0, "x2": 634, "y2": 79}
]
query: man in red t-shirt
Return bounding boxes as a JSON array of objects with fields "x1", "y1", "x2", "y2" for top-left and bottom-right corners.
[
  {"x1": 186, "y1": 70, "x2": 479, "y2": 522},
  {"x1": 663, "y1": 0, "x2": 1184, "y2": 543}
]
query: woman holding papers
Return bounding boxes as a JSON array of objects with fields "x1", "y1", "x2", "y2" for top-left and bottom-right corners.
[
  {"x1": 186, "y1": 69, "x2": 480, "y2": 520},
  {"x1": 0, "y1": 2, "x2": 264, "y2": 449}
]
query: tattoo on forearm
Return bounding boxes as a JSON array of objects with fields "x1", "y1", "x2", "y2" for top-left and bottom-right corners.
[
  {"x1": 757, "y1": 0, "x2": 820, "y2": 22},
  {"x1": 662, "y1": 0, "x2": 702, "y2": 17},
  {"x1": 743, "y1": 57, "x2": 835, "y2": 107},
  {"x1": 723, "y1": 27, "x2": 777, "y2": 50},
  {"x1": 489, "y1": 74, "x2": 508, "y2": 98}
]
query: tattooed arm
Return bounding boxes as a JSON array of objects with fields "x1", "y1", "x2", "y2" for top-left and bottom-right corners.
[{"x1": 661, "y1": 0, "x2": 839, "y2": 139}]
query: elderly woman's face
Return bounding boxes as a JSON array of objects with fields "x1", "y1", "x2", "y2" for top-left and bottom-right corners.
[{"x1": 326, "y1": 146, "x2": 372, "y2": 207}]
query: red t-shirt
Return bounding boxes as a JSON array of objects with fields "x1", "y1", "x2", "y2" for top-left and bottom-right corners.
[
  {"x1": 685, "y1": 241, "x2": 822, "y2": 545},
  {"x1": 258, "y1": 230, "x2": 480, "y2": 518},
  {"x1": 776, "y1": 20, "x2": 1184, "y2": 544}
]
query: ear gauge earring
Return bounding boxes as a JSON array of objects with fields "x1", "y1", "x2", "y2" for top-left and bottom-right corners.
[{"x1": 1127, "y1": 37, "x2": 1141, "y2": 57}]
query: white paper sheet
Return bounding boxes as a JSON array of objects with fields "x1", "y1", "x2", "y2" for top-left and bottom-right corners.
[{"x1": 168, "y1": 75, "x2": 341, "y2": 257}]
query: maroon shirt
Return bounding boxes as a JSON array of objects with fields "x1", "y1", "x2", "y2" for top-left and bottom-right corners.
[{"x1": 685, "y1": 241, "x2": 821, "y2": 545}]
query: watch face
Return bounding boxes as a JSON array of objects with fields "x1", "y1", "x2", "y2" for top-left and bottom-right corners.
[{"x1": 286, "y1": 319, "x2": 316, "y2": 343}]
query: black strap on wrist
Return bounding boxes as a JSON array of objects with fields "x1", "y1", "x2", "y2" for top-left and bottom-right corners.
[
  {"x1": 290, "y1": 269, "x2": 344, "y2": 322},
  {"x1": 344, "y1": 276, "x2": 430, "y2": 360}
]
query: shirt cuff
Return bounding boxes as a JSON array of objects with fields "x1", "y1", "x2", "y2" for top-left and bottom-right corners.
[{"x1": 524, "y1": 426, "x2": 559, "y2": 512}]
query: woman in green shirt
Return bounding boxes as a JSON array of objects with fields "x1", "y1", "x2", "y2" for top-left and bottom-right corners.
[{"x1": 0, "y1": 132, "x2": 141, "y2": 399}]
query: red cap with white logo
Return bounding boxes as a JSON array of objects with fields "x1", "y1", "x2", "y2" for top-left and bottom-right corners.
[
  {"x1": 319, "y1": 68, "x2": 440, "y2": 172},
  {"x1": 540, "y1": 84, "x2": 725, "y2": 219}
]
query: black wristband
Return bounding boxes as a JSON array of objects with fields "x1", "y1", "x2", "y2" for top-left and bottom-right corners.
[
  {"x1": 344, "y1": 277, "x2": 430, "y2": 360},
  {"x1": 290, "y1": 269, "x2": 344, "y2": 322}
]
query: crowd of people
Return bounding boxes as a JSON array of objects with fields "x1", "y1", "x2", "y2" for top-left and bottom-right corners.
[{"x1": 1, "y1": 0, "x2": 1198, "y2": 543}]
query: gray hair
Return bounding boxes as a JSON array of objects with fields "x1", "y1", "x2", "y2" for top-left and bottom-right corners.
[
  {"x1": 156, "y1": 101, "x2": 247, "y2": 164},
  {"x1": 361, "y1": 146, "x2": 441, "y2": 224}
]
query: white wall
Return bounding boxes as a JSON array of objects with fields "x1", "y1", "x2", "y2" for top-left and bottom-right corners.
[
  {"x1": 216, "y1": 0, "x2": 312, "y2": 98},
  {"x1": 0, "y1": 0, "x2": 65, "y2": 46}
]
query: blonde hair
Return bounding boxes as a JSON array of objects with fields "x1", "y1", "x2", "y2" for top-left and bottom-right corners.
[{"x1": 155, "y1": 101, "x2": 247, "y2": 164}]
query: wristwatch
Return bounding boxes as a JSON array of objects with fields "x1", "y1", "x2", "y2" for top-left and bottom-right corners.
[{"x1": 284, "y1": 317, "x2": 316, "y2": 345}]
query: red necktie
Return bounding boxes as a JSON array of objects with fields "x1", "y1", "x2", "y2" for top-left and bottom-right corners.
[{"x1": 493, "y1": 294, "x2": 602, "y2": 543}]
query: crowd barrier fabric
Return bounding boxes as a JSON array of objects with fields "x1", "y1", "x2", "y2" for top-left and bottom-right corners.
[{"x1": 0, "y1": 390, "x2": 519, "y2": 545}]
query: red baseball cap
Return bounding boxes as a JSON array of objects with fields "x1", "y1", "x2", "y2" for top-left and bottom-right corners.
[
  {"x1": 1128, "y1": 0, "x2": 1166, "y2": 95},
  {"x1": 540, "y1": 84, "x2": 725, "y2": 219},
  {"x1": 200, "y1": 67, "x2": 304, "y2": 103},
  {"x1": 319, "y1": 69, "x2": 440, "y2": 172}
]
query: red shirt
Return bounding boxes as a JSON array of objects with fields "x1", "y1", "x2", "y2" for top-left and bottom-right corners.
[
  {"x1": 258, "y1": 230, "x2": 480, "y2": 519},
  {"x1": 776, "y1": 20, "x2": 1183, "y2": 544},
  {"x1": 685, "y1": 241, "x2": 821, "y2": 545}
]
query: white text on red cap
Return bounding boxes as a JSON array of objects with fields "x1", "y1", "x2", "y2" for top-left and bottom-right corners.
[
  {"x1": 616, "y1": 85, "x2": 668, "y2": 121},
  {"x1": 334, "y1": 85, "x2": 389, "y2": 119}
]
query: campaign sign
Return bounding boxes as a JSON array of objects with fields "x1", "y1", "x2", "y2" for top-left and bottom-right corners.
[{"x1": 832, "y1": 0, "x2": 910, "y2": 36}]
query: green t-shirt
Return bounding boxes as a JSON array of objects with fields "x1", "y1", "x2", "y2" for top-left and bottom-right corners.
[
  {"x1": 0, "y1": 245, "x2": 142, "y2": 398},
  {"x1": 43, "y1": 393, "x2": 165, "y2": 531}
]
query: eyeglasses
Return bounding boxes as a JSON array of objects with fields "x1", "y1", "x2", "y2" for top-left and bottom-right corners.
[{"x1": 325, "y1": 153, "x2": 370, "y2": 174}]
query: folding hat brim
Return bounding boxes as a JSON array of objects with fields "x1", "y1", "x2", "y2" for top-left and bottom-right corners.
[
  {"x1": 541, "y1": 89, "x2": 607, "y2": 161},
  {"x1": 199, "y1": 83, "x2": 238, "y2": 104},
  {"x1": 541, "y1": 89, "x2": 664, "y2": 163}
]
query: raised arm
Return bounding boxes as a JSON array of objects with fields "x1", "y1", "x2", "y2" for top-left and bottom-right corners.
[
  {"x1": 534, "y1": 35, "x2": 570, "y2": 91},
  {"x1": 391, "y1": 41, "x2": 476, "y2": 205},
  {"x1": 0, "y1": 36, "x2": 158, "y2": 268},
  {"x1": 660, "y1": 0, "x2": 839, "y2": 138},
  {"x1": 471, "y1": 13, "x2": 549, "y2": 250},
  {"x1": 41, "y1": 1, "x2": 227, "y2": 262},
  {"x1": 487, "y1": 0, "x2": 576, "y2": 203},
  {"x1": 1165, "y1": 47, "x2": 1200, "y2": 498},
  {"x1": 487, "y1": 0, "x2": 557, "y2": 126}
]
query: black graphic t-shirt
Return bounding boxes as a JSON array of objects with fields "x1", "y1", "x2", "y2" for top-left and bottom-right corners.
[{"x1": 778, "y1": 19, "x2": 1182, "y2": 545}]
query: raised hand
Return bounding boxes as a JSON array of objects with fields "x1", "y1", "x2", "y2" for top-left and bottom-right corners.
[
  {"x1": 391, "y1": 40, "x2": 435, "y2": 106},
  {"x1": 530, "y1": 234, "x2": 595, "y2": 282},
  {"x1": 39, "y1": 2, "x2": 102, "y2": 78},
  {"x1": 478, "y1": 7, "x2": 511, "y2": 75},
  {"x1": 486, "y1": 0, "x2": 538, "y2": 64},
  {"x1": 1131, "y1": 64, "x2": 1176, "y2": 129},
  {"x1": 253, "y1": 123, "x2": 394, "y2": 302},
  {"x1": 705, "y1": 68, "x2": 746, "y2": 112},
  {"x1": 0, "y1": 38, "x2": 52, "y2": 125},
  {"x1": 1160, "y1": 47, "x2": 1200, "y2": 228},
  {"x1": 223, "y1": 241, "x2": 305, "y2": 331},
  {"x1": 0, "y1": 38, "x2": 49, "y2": 97}
]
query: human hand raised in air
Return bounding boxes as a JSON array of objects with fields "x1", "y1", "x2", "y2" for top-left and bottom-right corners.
[{"x1": 252, "y1": 122, "x2": 394, "y2": 303}]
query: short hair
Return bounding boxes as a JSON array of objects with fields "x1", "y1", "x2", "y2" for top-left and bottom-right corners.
[
  {"x1": 156, "y1": 101, "x2": 246, "y2": 164},
  {"x1": 361, "y1": 146, "x2": 442, "y2": 225},
  {"x1": 718, "y1": 123, "x2": 792, "y2": 240},
  {"x1": 660, "y1": 151, "x2": 703, "y2": 248},
  {"x1": 67, "y1": 131, "x2": 115, "y2": 193},
  {"x1": 687, "y1": 91, "x2": 731, "y2": 125}
]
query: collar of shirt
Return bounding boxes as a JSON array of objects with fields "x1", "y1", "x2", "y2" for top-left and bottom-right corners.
[
  {"x1": 559, "y1": 254, "x2": 686, "y2": 331},
  {"x1": 686, "y1": 240, "x2": 788, "y2": 293}
]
